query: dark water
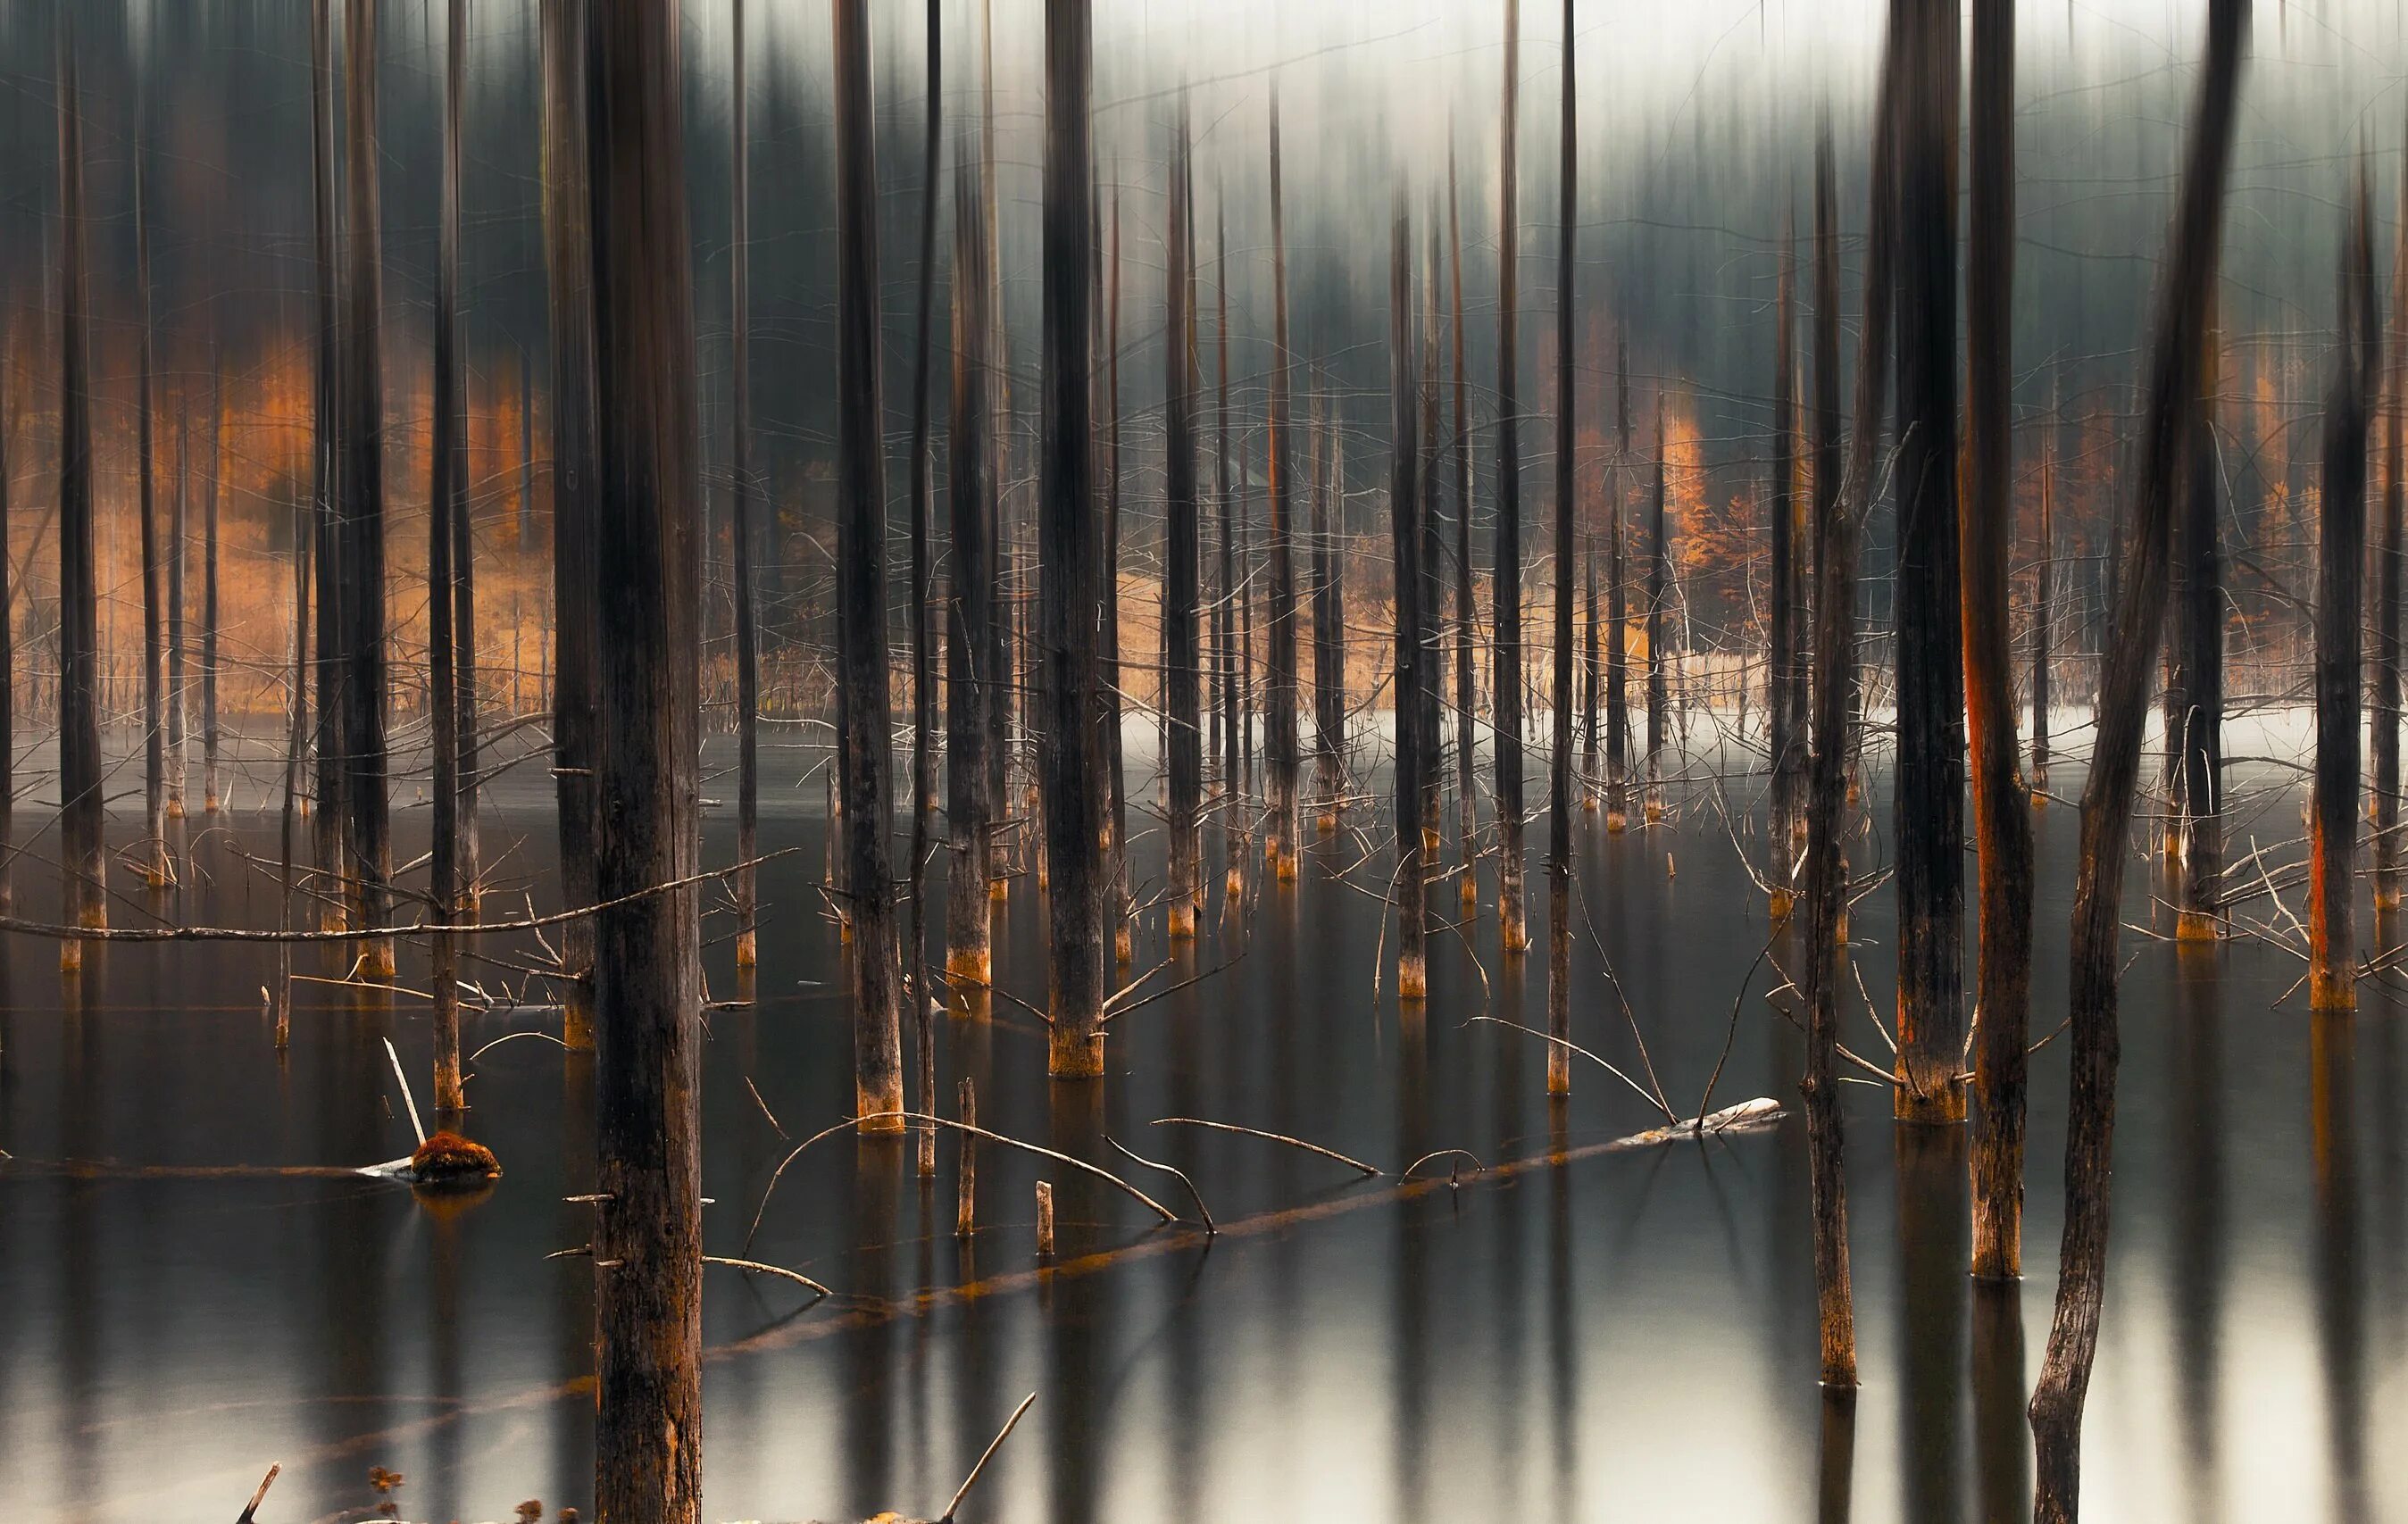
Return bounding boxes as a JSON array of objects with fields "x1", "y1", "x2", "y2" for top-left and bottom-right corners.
[{"x1": 2, "y1": 729, "x2": 2404, "y2": 1523}]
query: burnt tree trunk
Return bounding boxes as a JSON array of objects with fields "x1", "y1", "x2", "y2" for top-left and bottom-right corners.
[
  {"x1": 1217, "y1": 198, "x2": 1245, "y2": 904},
  {"x1": 2376, "y1": 162, "x2": 2407, "y2": 912},
  {"x1": 170, "y1": 413, "x2": 187, "y2": 822},
  {"x1": 583, "y1": 4, "x2": 705, "y2": 1513},
  {"x1": 947, "y1": 154, "x2": 997, "y2": 986},
  {"x1": 731, "y1": 0, "x2": 760, "y2": 967},
  {"x1": 1314, "y1": 379, "x2": 1347, "y2": 834},
  {"x1": 542, "y1": 0, "x2": 601, "y2": 1049},
  {"x1": 1165, "y1": 102, "x2": 1202, "y2": 937},
  {"x1": 1495, "y1": 0, "x2": 1528, "y2": 951},
  {"x1": 2032, "y1": 377, "x2": 2055, "y2": 791},
  {"x1": 1104, "y1": 187, "x2": 1132, "y2": 955},
  {"x1": 1607, "y1": 335, "x2": 1630, "y2": 830},
  {"x1": 137, "y1": 152, "x2": 168, "y2": 888},
  {"x1": 1769, "y1": 213, "x2": 1800, "y2": 913},
  {"x1": 1039, "y1": 0, "x2": 1107, "y2": 1078},
  {"x1": 429, "y1": 0, "x2": 467, "y2": 1116},
  {"x1": 1265, "y1": 92, "x2": 1300, "y2": 881},
  {"x1": 0, "y1": 314, "x2": 10, "y2": 912},
  {"x1": 55, "y1": 33, "x2": 105, "y2": 966},
  {"x1": 1419, "y1": 222, "x2": 1445, "y2": 864},
  {"x1": 340, "y1": 0, "x2": 394, "y2": 976},
  {"x1": 1646, "y1": 404, "x2": 1668, "y2": 819},
  {"x1": 1393, "y1": 204, "x2": 1428, "y2": 1000},
  {"x1": 1965, "y1": 0, "x2": 2036, "y2": 1280},
  {"x1": 1891, "y1": 0, "x2": 1967, "y2": 1123},
  {"x1": 203, "y1": 351, "x2": 221, "y2": 812},
  {"x1": 2175, "y1": 315, "x2": 2225, "y2": 938},
  {"x1": 1546, "y1": 0, "x2": 1577, "y2": 1095},
  {"x1": 904, "y1": 0, "x2": 943, "y2": 1174},
  {"x1": 2028, "y1": 3, "x2": 2245, "y2": 1512},
  {"x1": 1451, "y1": 147, "x2": 1479, "y2": 894},
  {"x1": 833, "y1": 0, "x2": 906, "y2": 1115},
  {"x1": 310, "y1": 0, "x2": 346, "y2": 932}
]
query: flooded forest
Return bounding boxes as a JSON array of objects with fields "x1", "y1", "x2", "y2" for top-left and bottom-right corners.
[{"x1": 4, "y1": 0, "x2": 2408, "y2": 1520}]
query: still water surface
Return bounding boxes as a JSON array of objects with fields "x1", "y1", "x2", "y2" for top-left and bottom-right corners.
[{"x1": 1, "y1": 733, "x2": 2403, "y2": 1522}]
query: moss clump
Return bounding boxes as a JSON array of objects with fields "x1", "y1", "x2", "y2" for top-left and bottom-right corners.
[{"x1": 410, "y1": 1129, "x2": 501, "y2": 1182}]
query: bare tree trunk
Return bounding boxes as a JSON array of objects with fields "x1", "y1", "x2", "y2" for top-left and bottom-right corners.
[
  {"x1": 2376, "y1": 154, "x2": 2408, "y2": 912},
  {"x1": 1451, "y1": 148, "x2": 1478, "y2": 895},
  {"x1": 1546, "y1": 0, "x2": 1576, "y2": 1095},
  {"x1": 1768, "y1": 213, "x2": 1799, "y2": 914},
  {"x1": 543, "y1": 0, "x2": 600, "y2": 1049},
  {"x1": 204, "y1": 351, "x2": 222, "y2": 812},
  {"x1": 0, "y1": 313, "x2": 11, "y2": 912},
  {"x1": 1105, "y1": 187, "x2": 1133, "y2": 953},
  {"x1": 584, "y1": 5, "x2": 704, "y2": 1513},
  {"x1": 2175, "y1": 315, "x2": 2225, "y2": 938},
  {"x1": 276, "y1": 464, "x2": 312, "y2": 1048},
  {"x1": 429, "y1": 0, "x2": 467, "y2": 1117},
  {"x1": 2312, "y1": 186, "x2": 2379, "y2": 1013},
  {"x1": 1393, "y1": 203, "x2": 1428, "y2": 999},
  {"x1": 2029, "y1": 4, "x2": 2246, "y2": 1512},
  {"x1": 1265, "y1": 91, "x2": 1301, "y2": 882},
  {"x1": 340, "y1": 0, "x2": 395, "y2": 977},
  {"x1": 310, "y1": 0, "x2": 346, "y2": 934},
  {"x1": 1965, "y1": 0, "x2": 2036, "y2": 1281},
  {"x1": 1646, "y1": 404, "x2": 1667, "y2": 820},
  {"x1": 1891, "y1": 0, "x2": 1967, "y2": 1123},
  {"x1": 905, "y1": 0, "x2": 944, "y2": 1177},
  {"x1": 170, "y1": 412, "x2": 187, "y2": 824},
  {"x1": 1313, "y1": 383, "x2": 1347, "y2": 835},
  {"x1": 55, "y1": 31, "x2": 106, "y2": 967},
  {"x1": 1494, "y1": 0, "x2": 1528, "y2": 952},
  {"x1": 833, "y1": 0, "x2": 906, "y2": 1116},
  {"x1": 1165, "y1": 102, "x2": 1202, "y2": 937},
  {"x1": 136, "y1": 151, "x2": 168, "y2": 889},
  {"x1": 2032, "y1": 376, "x2": 2055, "y2": 792},
  {"x1": 1040, "y1": 0, "x2": 1107, "y2": 1077},
  {"x1": 947, "y1": 156, "x2": 997, "y2": 985},
  {"x1": 1217, "y1": 196, "x2": 1245, "y2": 904},
  {"x1": 731, "y1": 0, "x2": 761, "y2": 968},
  {"x1": 1419, "y1": 220, "x2": 1446, "y2": 866},
  {"x1": 1607, "y1": 334, "x2": 1629, "y2": 830}
]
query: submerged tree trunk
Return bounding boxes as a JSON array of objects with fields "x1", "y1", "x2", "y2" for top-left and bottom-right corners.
[
  {"x1": 1393, "y1": 203, "x2": 1428, "y2": 1000},
  {"x1": 1547, "y1": 0, "x2": 1577, "y2": 1095},
  {"x1": 584, "y1": 4, "x2": 705, "y2": 1514},
  {"x1": 55, "y1": 33, "x2": 105, "y2": 968},
  {"x1": 2032, "y1": 377, "x2": 2055, "y2": 792},
  {"x1": 2376, "y1": 161, "x2": 2407, "y2": 912},
  {"x1": 1451, "y1": 147, "x2": 1478, "y2": 897},
  {"x1": 1495, "y1": 0, "x2": 1527, "y2": 952},
  {"x1": 1892, "y1": 0, "x2": 1968, "y2": 1124},
  {"x1": 1265, "y1": 91, "x2": 1300, "y2": 881},
  {"x1": 340, "y1": 0, "x2": 394, "y2": 976},
  {"x1": 1768, "y1": 213, "x2": 1799, "y2": 914},
  {"x1": 1965, "y1": 0, "x2": 2035, "y2": 1282},
  {"x1": 2029, "y1": 3, "x2": 2246, "y2": 1512},
  {"x1": 1217, "y1": 197, "x2": 1245, "y2": 906},
  {"x1": 833, "y1": 0, "x2": 906, "y2": 1115},
  {"x1": 1314, "y1": 381, "x2": 1347, "y2": 835},
  {"x1": 905, "y1": 0, "x2": 943, "y2": 1176},
  {"x1": 428, "y1": 0, "x2": 467, "y2": 1117},
  {"x1": 310, "y1": 0, "x2": 345, "y2": 934},
  {"x1": 203, "y1": 351, "x2": 222, "y2": 812},
  {"x1": 1607, "y1": 334, "x2": 1630, "y2": 830},
  {"x1": 2175, "y1": 315, "x2": 2226, "y2": 938},
  {"x1": 170, "y1": 413, "x2": 187, "y2": 823},
  {"x1": 2312, "y1": 186, "x2": 2378, "y2": 1014},
  {"x1": 731, "y1": 0, "x2": 761, "y2": 968},
  {"x1": 1104, "y1": 188, "x2": 1132, "y2": 955},
  {"x1": 137, "y1": 153, "x2": 168, "y2": 888},
  {"x1": 1646, "y1": 404, "x2": 1668, "y2": 820},
  {"x1": 541, "y1": 0, "x2": 600, "y2": 1050},
  {"x1": 1166, "y1": 102, "x2": 1203, "y2": 937},
  {"x1": 1039, "y1": 0, "x2": 1107, "y2": 1077},
  {"x1": 947, "y1": 154, "x2": 997, "y2": 985}
]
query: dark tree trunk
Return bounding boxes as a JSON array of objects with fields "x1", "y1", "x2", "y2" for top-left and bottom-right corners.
[
  {"x1": 1607, "y1": 334, "x2": 1630, "y2": 829},
  {"x1": 55, "y1": 32, "x2": 105, "y2": 964},
  {"x1": 0, "y1": 312, "x2": 10, "y2": 912},
  {"x1": 170, "y1": 413, "x2": 187, "y2": 823},
  {"x1": 833, "y1": 0, "x2": 906, "y2": 1116},
  {"x1": 1314, "y1": 381, "x2": 1347, "y2": 834},
  {"x1": 2175, "y1": 317, "x2": 2225, "y2": 938},
  {"x1": 1105, "y1": 187, "x2": 1132, "y2": 954},
  {"x1": 1965, "y1": 0, "x2": 2036, "y2": 1281},
  {"x1": 2032, "y1": 377, "x2": 2055, "y2": 791},
  {"x1": 583, "y1": 4, "x2": 705, "y2": 1514},
  {"x1": 1165, "y1": 103, "x2": 1202, "y2": 937},
  {"x1": 204, "y1": 351, "x2": 221, "y2": 812},
  {"x1": 276, "y1": 450, "x2": 312, "y2": 1049},
  {"x1": 542, "y1": 0, "x2": 600, "y2": 1048},
  {"x1": 1217, "y1": 198, "x2": 1245, "y2": 904},
  {"x1": 2376, "y1": 162, "x2": 2407, "y2": 913},
  {"x1": 2312, "y1": 187, "x2": 2378, "y2": 1013},
  {"x1": 429, "y1": 0, "x2": 467, "y2": 1116},
  {"x1": 1451, "y1": 148, "x2": 1478, "y2": 899},
  {"x1": 1494, "y1": 0, "x2": 1527, "y2": 952},
  {"x1": 1265, "y1": 92, "x2": 1300, "y2": 882},
  {"x1": 2029, "y1": 4, "x2": 2246, "y2": 1512},
  {"x1": 1547, "y1": 0, "x2": 1576, "y2": 1094},
  {"x1": 1769, "y1": 213, "x2": 1800, "y2": 913},
  {"x1": 1039, "y1": 0, "x2": 1107, "y2": 1077},
  {"x1": 947, "y1": 156, "x2": 997, "y2": 987},
  {"x1": 137, "y1": 154, "x2": 168, "y2": 888},
  {"x1": 731, "y1": 0, "x2": 761, "y2": 968},
  {"x1": 310, "y1": 0, "x2": 346, "y2": 933},
  {"x1": 1646, "y1": 404, "x2": 1668, "y2": 819},
  {"x1": 1891, "y1": 0, "x2": 1968, "y2": 1124},
  {"x1": 340, "y1": 0, "x2": 394, "y2": 976},
  {"x1": 1419, "y1": 221, "x2": 1445, "y2": 867},
  {"x1": 1393, "y1": 204, "x2": 1428, "y2": 999},
  {"x1": 904, "y1": 0, "x2": 943, "y2": 1176}
]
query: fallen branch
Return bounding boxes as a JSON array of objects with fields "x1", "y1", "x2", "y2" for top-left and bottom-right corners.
[
  {"x1": 1462, "y1": 1014, "x2": 1676, "y2": 1120},
  {"x1": 235, "y1": 1463, "x2": 279, "y2": 1524},
  {"x1": 703, "y1": 1254, "x2": 830, "y2": 1297},
  {"x1": 1107, "y1": 1136, "x2": 1217, "y2": 1232},
  {"x1": 1147, "y1": 1116, "x2": 1380, "y2": 1175},
  {"x1": 939, "y1": 1390, "x2": 1038, "y2": 1523}
]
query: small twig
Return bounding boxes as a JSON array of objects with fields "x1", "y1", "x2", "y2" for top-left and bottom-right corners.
[
  {"x1": 1696, "y1": 929, "x2": 1779, "y2": 1122},
  {"x1": 939, "y1": 1390, "x2": 1038, "y2": 1522},
  {"x1": 465, "y1": 1029, "x2": 572, "y2": 1063},
  {"x1": 746, "y1": 1076, "x2": 788, "y2": 1138},
  {"x1": 1402, "y1": 1148, "x2": 1485, "y2": 1180},
  {"x1": 235, "y1": 1462, "x2": 280, "y2": 1524},
  {"x1": 382, "y1": 1037, "x2": 426, "y2": 1146},
  {"x1": 704, "y1": 1254, "x2": 830, "y2": 1297},
  {"x1": 1463, "y1": 1015, "x2": 1676, "y2": 1121},
  {"x1": 1106, "y1": 1136, "x2": 1216, "y2": 1232},
  {"x1": 1148, "y1": 1116, "x2": 1381, "y2": 1175}
]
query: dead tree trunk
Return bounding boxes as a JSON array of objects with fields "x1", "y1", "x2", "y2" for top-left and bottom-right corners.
[
  {"x1": 310, "y1": 0, "x2": 346, "y2": 932},
  {"x1": 1583, "y1": 537, "x2": 1598, "y2": 808},
  {"x1": 731, "y1": 0, "x2": 761, "y2": 967},
  {"x1": 1216, "y1": 196, "x2": 1245, "y2": 904},
  {"x1": 1039, "y1": 0, "x2": 1108, "y2": 1077},
  {"x1": 905, "y1": 0, "x2": 943, "y2": 1174},
  {"x1": 429, "y1": 0, "x2": 467, "y2": 1116},
  {"x1": 276, "y1": 453, "x2": 312, "y2": 1048},
  {"x1": 542, "y1": 0, "x2": 601, "y2": 1049},
  {"x1": 340, "y1": 0, "x2": 394, "y2": 977},
  {"x1": 833, "y1": 0, "x2": 907, "y2": 1115},
  {"x1": 1313, "y1": 380, "x2": 1347, "y2": 834},
  {"x1": 1646, "y1": 404, "x2": 1668, "y2": 820},
  {"x1": 136, "y1": 152, "x2": 168, "y2": 888},
  {"x1": 55, "y1": 32, "x2": 106, "y2": 966},
  {"x1": 2312, "y1": 183, "x2": 2379, "y2": 1012},
  {"x1": 1165, "y1": 101, "x2": 1202, "y2": 937},
  {"x1": 0, "y1": 315, "x2": 11, "y2": 912},
  {"x1": 1419, "y1": 219, "x2": 1446, "y2": 863},
  {"x1": 1965, "y1": 0, "x2": 2036, "y2": 1281},
  {"x1": 947, "y1": 155, "x2": 996, "y2": 985},
  {"x1": 2028, "y1": 3, "x2": 2246, "y2": 1512},
  {"x1": 1105, "y1": 187, "x2": 1133, "y2": 954},
  {"x1": 2175, "y1": 316, "x2": 2225, "y2": 938},
  {"x1": 1547, "y1": 0, "x2": 1577, "y2": 1094},
  {"x1": 1607, "y1": 335, "x2": 1630, "y2": 829},
  {"x1": 1451, "y1": 147, "x2": 1478, "y2": 895},
  {"x1": 1265, "y1": 91, "x2": 1300, "y2": 881},
  {"x1": 203, "y1": 351, "x2": 221, "y2": 812},
  {"x1": 170, "y1": 413, "x2": 187, "y2": 823},
  {"x1": 1393, "y1": 203, "x2": 1428, "y2": 999},
  {"x1": 2376, "y1": 157, "x2": 2407, "y2": 912},
  {"x1": 1769, "y1": 213, "x2": 1800, "y2": 914},
  {"x1": 584, "y1": 4, "x2": 705, "y2": 1514},
  {"x1": 1891, "y1": 0, "x2": 1968, "y2": 1123},
  {"x1": 1494, "y1": 0, "x2": 1528, "y2": 952},
  {"x1": 2032, "y1": 376, "x2": 2055, "y2": 791}
]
